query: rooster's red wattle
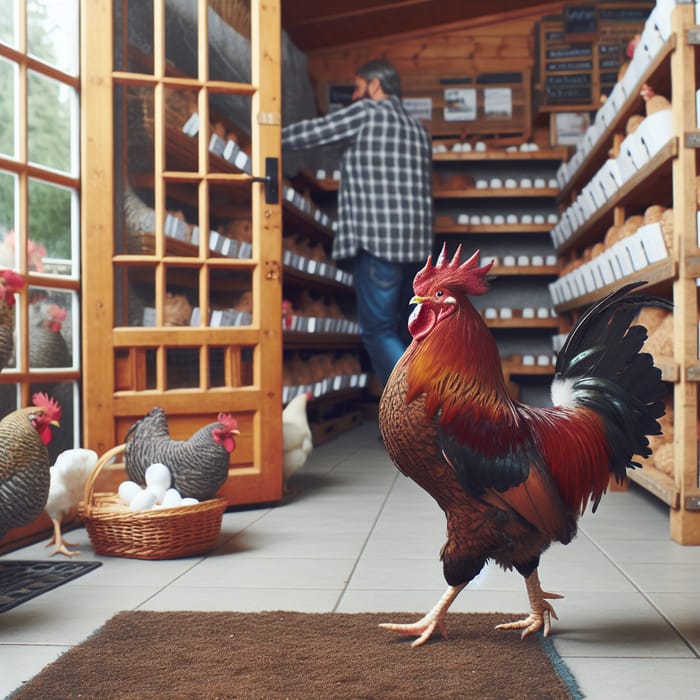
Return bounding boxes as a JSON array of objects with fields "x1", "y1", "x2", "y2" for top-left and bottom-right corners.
[{"x1": 378, "y1": 244, "x2": 670, "y2": 646}]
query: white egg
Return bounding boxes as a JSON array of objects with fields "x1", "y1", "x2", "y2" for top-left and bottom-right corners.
[
  {"x1": 129, "y1": 488, "x2": 158, "y2": 511},
  {"x1": 160, "y1": 488, "x2": 183, "y2": 509},
  {"x1": 145, "y1": 462, "x2": 172, "y2": 490},
  {"x1": 118, "y1": 480, "x2": 143, "y2": 505},
  {"x1": 146, "y1": 484, "x2": 166, "y2": 505},
  {"x1": 180, "y1": 497, "x2": 200, "y2": 507}
]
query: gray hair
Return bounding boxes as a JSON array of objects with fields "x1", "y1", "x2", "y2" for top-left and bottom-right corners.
[{"x1": 356, "y1": 59, "x2": 402, "y2": 98}]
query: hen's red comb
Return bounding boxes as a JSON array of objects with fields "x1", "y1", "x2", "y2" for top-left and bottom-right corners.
[
  {"x1": 0, "y1": 269, "x2": 25, "y2": 292},
  {"x1": 413, "y1": 244, "x2": 493, "y2": 296},
  {"x1": 32, "y1": 392, "x2": 62, "y2": 420},
  {"x1": 217, "y1": 412, "x2": 239, "y2": 431}
]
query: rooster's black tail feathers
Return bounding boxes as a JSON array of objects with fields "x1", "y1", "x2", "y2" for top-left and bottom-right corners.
[{"x1": 554, "y1": 282, "x2": 672, "y2": 487}]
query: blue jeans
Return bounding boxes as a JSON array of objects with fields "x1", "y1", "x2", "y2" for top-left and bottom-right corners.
[{"x1": 353, "y1": 250, "x2": 419, "y2": 386}]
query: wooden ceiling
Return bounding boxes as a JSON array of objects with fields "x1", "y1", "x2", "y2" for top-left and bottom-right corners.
[{"x1": 281, "y1": 0, "x2": 552, "y2": 52}]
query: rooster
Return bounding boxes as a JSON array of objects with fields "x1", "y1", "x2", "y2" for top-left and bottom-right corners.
[
  {"x1": 283, "y1": 391, "x2": 313, "y2": 489},
  {"x1": 378, "y1": 245, "x2": 670, "y2": 646},
  {"x1": 124, "y1": 407, "x2": 239, "y2": 501},
  {"x1": 45, "y1": 448, "x2": 98, "y2": 556},
  {"x1": 0, "y1": 393, "x2": 62, "y2": 540}
]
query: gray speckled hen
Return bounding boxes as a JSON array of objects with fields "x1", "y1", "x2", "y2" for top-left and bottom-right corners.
[
  {"x1": 0, "y1": 393, "x2": 62, "y2": 539},
  {"x1": 124, "y1": 407, "x2": 239, "y2": 501}
]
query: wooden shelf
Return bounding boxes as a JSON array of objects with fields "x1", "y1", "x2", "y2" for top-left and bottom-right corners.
[
  {"x1": 627, "y1": 462, "x2": 680, "y2": 510},
  {"x1": 504, "y1": 363, "x2": 556, "y2": 376},
  {"x1": 484, "y1": 317, "x2": 560, "y2": 329},
  {"x1": 556, "y1": 138, "x2": 677, "y2": 255},
  {"x1": 491, "y1": 265, "x2": 558, "y2": 277},
  {"x1": 283, "y1": 265, "x2": 353, "y2": 294},
  {"x1": 554, "y1": 259, "x2": 676, "y2": 313},
  {"x1": 559, "y1": 36, "x2": 675, "y2": 200},
  {"x1": 282, "y1": 330, "x2": 363, "y2": 350},
  {"x1": 282, "y1": 200, "x2": 335, "y2": 245},
  {"x1": 435, "y1": 224, "x2": 555, "y2": 235},
  {"x1": 434, "y1": 187, "x2": 559, "y2": 199},
  {"x1": 433, "y1": 147, "x2": 569, "y2": 162}
]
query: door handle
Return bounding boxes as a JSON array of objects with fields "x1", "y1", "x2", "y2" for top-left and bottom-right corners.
[{"x1": 251, "y1": 157, "x2": 279, "y2": 204}]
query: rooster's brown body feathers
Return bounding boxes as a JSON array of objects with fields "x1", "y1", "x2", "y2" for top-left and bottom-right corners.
[{"x1": 378, "y1": 246, "x2": 670, "y2": 644}]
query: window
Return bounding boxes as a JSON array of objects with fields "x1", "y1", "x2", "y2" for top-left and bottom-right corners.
[{"x1": 0, "y1": 0, "x2": 80, "y2": 459}]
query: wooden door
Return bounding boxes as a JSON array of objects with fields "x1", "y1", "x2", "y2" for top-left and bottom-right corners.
[{"x1": 81, "y1": 0, "x2": 283, "y2": 506}]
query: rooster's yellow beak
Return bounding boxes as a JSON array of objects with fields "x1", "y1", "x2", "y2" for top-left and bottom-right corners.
[{"x1": 410, "y1": 296, "x2": 425, "y2": 305}]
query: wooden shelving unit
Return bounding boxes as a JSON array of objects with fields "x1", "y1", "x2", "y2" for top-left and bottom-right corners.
[
  {"x1": 552, "y1": 3, "x2": 700, "y2": 543},
  {"x1": 431, "y1": 144, "x2": 567, "y2": 399}
]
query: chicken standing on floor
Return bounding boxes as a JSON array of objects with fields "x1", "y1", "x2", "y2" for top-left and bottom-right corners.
[
  {"x1": 283, "y1": 392, "x2": 313, "y2": 488},
  {"x1": 124, "y1": 407, "x2": 239, "y2": 501},
  {"x1": 0, "y1": 393, "x2": 62, "y2": 540},
  {"x1": 379, "y1": 245, "x2": 670, "y2": 646},
  {"x1": 45, "y1": 448, "x2": 98, "y2": 556}
]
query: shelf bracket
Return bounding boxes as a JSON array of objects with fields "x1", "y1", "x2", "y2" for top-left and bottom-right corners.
[{"x1": 251, "y1": 157, "x2": 279, "y2": 204}]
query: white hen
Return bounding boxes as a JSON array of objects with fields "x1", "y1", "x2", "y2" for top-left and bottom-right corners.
[
  {"x1": 282, "y1": 392, "x2": 313, "y2": 487},
  {"x1": 45, "y1": 448, "x2": 98, "y2": 556}
]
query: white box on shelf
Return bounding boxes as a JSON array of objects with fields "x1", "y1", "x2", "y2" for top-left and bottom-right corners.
[
  {"x1": 639, "y1": 10, "x2": 664, "y2": 61},
  {"x1": 624, "y1": 234, "x2": 648, "y2": 270},
  {"x1": 638, "y1": 222, "x2": 669, "y2": 262},
  {"x1": 608, "y1": 81, "x2": 628, "y2": 112},
  {"x1": 606, "y1": 246, "x2": 633, "y2": 279},
  {"x1": 597, "y1": 159, "x2": 621, "y2": 198},
  {"x1": 580, "y1": 263, "x2": 595, "y2": 294},
  {"x1": 636, "y1": 109, "x2": 673, "y2": 158},
  {"x1": 598, "y1": 251, "x2": 616, "y2": 285},
  {"x1": 222, "y1": 139, "x2": 241, "y2": 163},
  {"x1": 654, "y1": 0, "x2": 677, "y2": 41},
  {"x1": 182, "y1": 113, "x2": 199, "y2": 136},
  {"x1": 208, "y1": 133, "x2": 226, "y2": 157}
]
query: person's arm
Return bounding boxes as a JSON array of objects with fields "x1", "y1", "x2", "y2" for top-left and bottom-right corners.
[{"x1": 282, "y1": 100, "x2": 368, "y2": 150}]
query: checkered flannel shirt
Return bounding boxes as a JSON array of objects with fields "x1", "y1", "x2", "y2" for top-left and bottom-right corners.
[{"x1": 282, "y1": 95, "x2": 433, "y2": 263}]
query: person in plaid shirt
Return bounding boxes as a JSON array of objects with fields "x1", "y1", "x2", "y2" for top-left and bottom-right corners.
[{"x1": 282, "y1": 59, "x2": 433, "y2": 386}]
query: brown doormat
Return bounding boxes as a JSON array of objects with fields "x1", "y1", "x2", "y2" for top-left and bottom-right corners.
[
  {"x1": 8, "y1": 610, "x2": 583, "y2": 699},
  {"x1": 0, "y1": 560, "x2": 102, "y2": 614}
]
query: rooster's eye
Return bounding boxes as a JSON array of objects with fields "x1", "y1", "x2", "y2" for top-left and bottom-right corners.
[{"x1": 435, "y1": 290, "x2": 444, "y2": 298}]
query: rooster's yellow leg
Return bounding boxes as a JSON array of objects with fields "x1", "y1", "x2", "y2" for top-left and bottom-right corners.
[
  {"x1": 46, "y1": 518, "x2": 80, "y2": 557},
  {"x1": 495, "y1": 569, "x2": 563, "y2": 638},
  {"x1": 379, "y1": 584, "x2": 466, "y2": 647}
]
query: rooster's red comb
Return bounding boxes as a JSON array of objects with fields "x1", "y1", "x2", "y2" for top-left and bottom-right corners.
[
  {"x1": 413, "y1": 244, "x2": 494, "y2": 297},
  {"x1": 32, "y1": 392, "x2": 61, "y2": 420}
]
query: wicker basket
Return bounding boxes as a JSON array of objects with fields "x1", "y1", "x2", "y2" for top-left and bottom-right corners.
[{"x1": 81, "y1": 444, "x2": 227, "y2": 560}]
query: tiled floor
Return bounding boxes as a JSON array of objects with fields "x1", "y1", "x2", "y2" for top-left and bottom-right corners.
[{"x1": 2, "y1": 420, "x2": 700, "y2": 699}]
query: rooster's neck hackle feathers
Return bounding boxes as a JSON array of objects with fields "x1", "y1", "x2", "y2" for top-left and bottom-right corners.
[{"x1": 405, "y1": 300, "x2": 516, "y2": 430}]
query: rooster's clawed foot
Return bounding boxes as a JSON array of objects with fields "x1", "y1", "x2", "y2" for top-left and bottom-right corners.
[
  {"x1": 495, "y1": 569, "x2": 563, "y2": 638},
  {"x1": 379, "y1": 584, "x2": 466, "y2": 647}
]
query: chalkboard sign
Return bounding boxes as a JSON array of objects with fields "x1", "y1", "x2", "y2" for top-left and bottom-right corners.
[
  {"x1": 546, "y1": 74, "x2": 592, "y2": 87},
  {"x1": 599, "y1": 7, "x2": 650, "y2": 23},
  {"x1": 537, "y1": 1, "x2": 653, "y2": 109},
  {"x1": 546, "y1": 85, "x2": 593, "y2": 103},
  {"x1": 564, "y1": 5, "x2": 597, "y2": 35},
  {"x1": 546, "y1": 44, "x2": 593, "y2": 60}
]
